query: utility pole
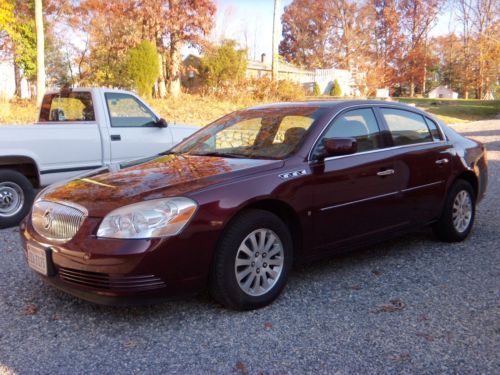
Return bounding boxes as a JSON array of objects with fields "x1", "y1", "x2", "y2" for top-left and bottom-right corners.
[
  {"x1": 272, "y1": 0, "x2": 281, "y2": 81},
  {"x1": 35, "y1": 0, "x2": 45, "y2": 106}
]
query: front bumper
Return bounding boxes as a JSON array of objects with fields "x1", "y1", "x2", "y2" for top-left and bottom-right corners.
[{"x1": 19, "y1": 216, "x2": 217, "y2": 305}]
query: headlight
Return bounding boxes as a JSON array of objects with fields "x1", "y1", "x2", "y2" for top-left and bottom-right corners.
[{"x1": 96, "y1": 197, "x2": 197, "y2": 239}]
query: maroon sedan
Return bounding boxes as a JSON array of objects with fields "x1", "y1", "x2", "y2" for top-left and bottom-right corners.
[{"x1": 20, "y1": 101, "x2": 488, "y2": 310}]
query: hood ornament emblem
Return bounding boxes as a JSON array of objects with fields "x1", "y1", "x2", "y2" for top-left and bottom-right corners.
[{"x1": 42, "y1": 209, "x2": 54, "y2": 230}]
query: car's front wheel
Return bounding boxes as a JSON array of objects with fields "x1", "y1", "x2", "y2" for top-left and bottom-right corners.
[
  {"x1": 209, "y1": 209, "x2": 293, "y2": 310},
  {"x1": 433, "y1": 179, "x2": 476, "y2": 242}
]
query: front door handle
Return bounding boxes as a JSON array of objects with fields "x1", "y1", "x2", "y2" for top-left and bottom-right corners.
[
  {"x1": 435, "y1": 158, "x2": 449, "y2": 165},
  {"x1": 377, "y1": 169, "x2": 395, "y2": 177},
  {"x1": 110, "y1": 134, "x2": 121, "y2": 141}
]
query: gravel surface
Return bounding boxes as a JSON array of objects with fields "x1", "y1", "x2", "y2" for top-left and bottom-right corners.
[{"x1": 1, "y1": 120, "x2": 499, "y2": 375}]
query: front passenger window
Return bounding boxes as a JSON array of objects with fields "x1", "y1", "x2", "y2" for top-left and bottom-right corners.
[
  {"x1": 312, "y1": 108, "x2": 382, "y2": 159},
  {"x1": 105, "y1": 93, "x2": 158, "y2": 127}
]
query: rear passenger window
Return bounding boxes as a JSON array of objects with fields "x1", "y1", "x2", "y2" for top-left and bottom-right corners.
[
  {"x1": 424, "y1": 117, "x2": 443, "y2": 141},
  {"x1": 381, "y1": 108, "x2": 433, "y2": 146},
  {"x1": 312, "y1": 108, "x2": 382, "y2": 159}
]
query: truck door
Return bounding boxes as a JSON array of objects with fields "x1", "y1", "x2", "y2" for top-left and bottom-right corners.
[{"x1": 104, "y1": 92, "x2": 174, "y2": 163}]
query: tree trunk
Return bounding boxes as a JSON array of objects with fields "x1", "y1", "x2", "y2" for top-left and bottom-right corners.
[
  {"x1": 13, "y1": 52, "x2": 21, "y2": 98},
  {"x1": 271, "y1": 0, "x2": 281, "y2": 81},
  {"x1": 157, "y1": 52, "x2": 167, "y2": 98},
  {"x1": 410, "y1": 80, "x2": 415, "y2": 97},
  {"x1": 169, "y1": 39, "x2": 181, "y2": 97},
  {"x1": 35, "y1": 0, "x2": 45, "y2": 106}
]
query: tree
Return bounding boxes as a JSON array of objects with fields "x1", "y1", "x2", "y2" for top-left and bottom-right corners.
[
  {"x1": 35, "y1": 0, "x2": 45, "y2": 105},
  {"x1": 279, "y1": 0, "x2": 334, "y2": 68},
  {"x1": 126, "y1": 40, "x2": 160, "y2": 97},
  {"x1": 398, "y1": 0, "x2": 444, "y2": 96},
  {"x1": 164, "y1": 0, "x2": 216, "y2": 97},
  {"x1": 201, "y1": 39, "x2": 247, "y2": 87},
  {"x1": 330, "y1": 79, "x2": 342, "y2": 96}
]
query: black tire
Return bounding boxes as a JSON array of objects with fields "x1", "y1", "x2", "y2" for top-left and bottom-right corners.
[
  {"x1": 209, "y1": 209, "x2": 293, "y2": 310},
  {"x1": 0, "y1": 170, "x2": 35, "y2": 229},
  {"x1": 432, "y1": 179, "x2": 475, "y2": 242}
]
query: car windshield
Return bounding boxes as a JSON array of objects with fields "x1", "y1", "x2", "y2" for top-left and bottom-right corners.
[{"x1": 171, "y1": 106, "x2": 327, "y2": 159}]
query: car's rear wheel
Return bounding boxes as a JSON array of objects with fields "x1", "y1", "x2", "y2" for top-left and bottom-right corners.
[
  {"x1": 209, "y1": 209, "x2": 293, "y2": 310},
  {"x1": 433, "y1": 179, "x2": 475, "y2": 242}
]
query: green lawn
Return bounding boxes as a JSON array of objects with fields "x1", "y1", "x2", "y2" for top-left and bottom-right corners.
[{"x1": 397, "y1": 98, "x2": 500, "y2": 123}]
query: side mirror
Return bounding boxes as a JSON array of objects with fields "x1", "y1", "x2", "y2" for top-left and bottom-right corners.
[
  {"x1": 322, "y1": 137, "x2": 357, "y2": 157},
  {"x1": 155, "y1": 118, "x2": 168, "y2": 128}
]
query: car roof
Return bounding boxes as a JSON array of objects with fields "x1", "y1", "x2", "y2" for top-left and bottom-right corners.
[{"x1": 248, "y1": 99, "x2": 418, "y2": 111}]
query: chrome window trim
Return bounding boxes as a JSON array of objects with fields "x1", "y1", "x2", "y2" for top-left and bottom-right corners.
[
  {"x1": 321, "y1": 141, "x2": 442, "y2": 162},
  {"x1": 308, "y1": 103, "x2": 447, "y2": 162}
]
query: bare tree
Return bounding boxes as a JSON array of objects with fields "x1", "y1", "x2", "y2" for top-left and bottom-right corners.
[{"x1": 272, "y1": 0, "x2": 281, "y2": 80}]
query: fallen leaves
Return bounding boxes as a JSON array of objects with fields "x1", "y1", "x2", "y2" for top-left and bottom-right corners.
[
  {"x1": 235, "y1": 361, "x2": 248, "y2": 375},
  {"x1": 416, "y1": 332, "x2": 434, "y2": 342},
  {"x1": 389, "y1": 350, "x2": 411, "y2": 362},
  {"x1": 372, "y1": 298, "x2": 406, "y2": 313},
  {"x1": 22, "y1": 303, "x2": 38, "y2": 315},
  {"x1": 123, "y1": 340, "x2": 137, "y2": 349},
  {"x1": 264, "y1": 322, "x2": 273, "y2": 330}
]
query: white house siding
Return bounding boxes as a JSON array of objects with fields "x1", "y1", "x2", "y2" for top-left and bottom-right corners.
[{"x1": 428, "y1": 86, "x2": 459, "y2": 99}]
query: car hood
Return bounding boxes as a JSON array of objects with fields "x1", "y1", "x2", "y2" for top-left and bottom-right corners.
[{"x1": 41, "y1": 154, "x2": 283, "y2": 217}]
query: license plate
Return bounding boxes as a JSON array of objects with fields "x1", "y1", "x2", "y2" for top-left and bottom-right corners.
[{"x1": 27, "y1": 243, "x2": 48, "y2": 276}]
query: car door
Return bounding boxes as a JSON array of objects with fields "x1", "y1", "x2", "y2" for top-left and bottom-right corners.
[
  {"x1": 104, "y1": 92, "x2": 174, "y2": 162},
  {"x1": 310, "y1": 107, "x2": 408, "y2": 250},
  {"x1": 378, "y1": 107, "x2": 452, "y2": 224}
]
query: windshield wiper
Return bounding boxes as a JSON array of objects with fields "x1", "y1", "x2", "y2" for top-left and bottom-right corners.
[{"x1": 190, "y1": 152, "x2": 246, "y2": 158}]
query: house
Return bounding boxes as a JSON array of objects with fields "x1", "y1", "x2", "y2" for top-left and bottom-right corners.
[
  {"x1": 428, "y1": 86, "x2": 459, "y2": 99},
  {"x1": 0, "y1": 61, "x2": 31, "y2": 99}
]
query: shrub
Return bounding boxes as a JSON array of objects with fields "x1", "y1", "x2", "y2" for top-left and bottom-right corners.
[
  {"x1": 246, "y1": 78, "x2": 305, "y2": 102},
  {"x1": 313, "y1": 82, "x2": 321, "y2": 96},
  {"x1": 330, "y1": 79, "x2": 342, "y2": 97},
  {"x1": 201, "y1": 40, "x2": 247, "y2": 88},
  {"x1": 125, "y1": 41, "x2": 160, "y2": 98}
]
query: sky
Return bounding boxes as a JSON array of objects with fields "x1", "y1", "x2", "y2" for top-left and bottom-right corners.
[{"x1": 199, "y1": 0, "x2": 457, "y2": 60}]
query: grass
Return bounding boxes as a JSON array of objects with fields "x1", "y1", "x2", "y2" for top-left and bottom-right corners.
[
  {"x1": 1, "y1": 94, "x2": 498, "y2": 126},
  {"x1": 397, "y1": 98, "x2": 500, "y2": 123}
]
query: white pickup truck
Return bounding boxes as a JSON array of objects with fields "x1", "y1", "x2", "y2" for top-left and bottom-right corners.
[{"x1": 0, "y1": 87, "x2": 198, "y2": 228}]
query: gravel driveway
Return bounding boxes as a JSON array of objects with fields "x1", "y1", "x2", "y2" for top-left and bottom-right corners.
[{"x1": 1, "y1": 120, "x2": 499, "y2": 375}]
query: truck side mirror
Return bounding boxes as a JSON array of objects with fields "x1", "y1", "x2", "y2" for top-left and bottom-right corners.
[{"x1": 155, "y1": 118, "x2": 168, "y2": 128}]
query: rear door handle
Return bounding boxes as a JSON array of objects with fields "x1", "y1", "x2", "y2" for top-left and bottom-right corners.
[
  {"x1": 377, "y1": 169, "x2": 395, "y2": 176},
  {"x1": 110, "y1": 134, "x2": 121, "y2": 141},
  {"x1": 435, "y1": 158, "x2": 449, "y2": 165}
]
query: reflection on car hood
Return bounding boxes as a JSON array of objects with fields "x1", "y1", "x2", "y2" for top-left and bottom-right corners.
[{"x1": 41, "y1": 154, "x2": 283, "y2": 217}]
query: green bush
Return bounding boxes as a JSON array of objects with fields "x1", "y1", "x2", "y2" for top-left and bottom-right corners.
[
  {"x1": 201, "y1": 40, "x2": 247, "y2": 88},
  {"x1": 330, "y1": 79, "x2": 342, "y2": 97},
  {"x1": 125, "y1": 41, "x2": 160, "y2": 98},
  {"x1": 313, "y1": 82, "x2": 321, "y2": 96}
]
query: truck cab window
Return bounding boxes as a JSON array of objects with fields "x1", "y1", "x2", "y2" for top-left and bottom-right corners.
[
  {"x1": 105, "y1": 93, "x2": 157, "y2": 127},
  {"x1": 39, "y1": 92, "x2": 95, "y2": 122}
]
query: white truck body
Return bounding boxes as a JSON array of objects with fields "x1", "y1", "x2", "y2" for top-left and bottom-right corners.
[
  {"x1": 0, "y1": 88, "x2": 198, "y2": 186},
  {"x1": 0, "y1": 87, "x2": 199, "y2": 227}
]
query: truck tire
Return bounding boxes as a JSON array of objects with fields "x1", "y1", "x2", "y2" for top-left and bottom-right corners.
[{"x1": 0, "y1": 170, "x2": 35, "y2": 229}]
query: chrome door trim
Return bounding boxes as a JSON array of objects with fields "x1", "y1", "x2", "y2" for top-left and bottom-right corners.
[
  {"x1": 320, "y1": 191, "x2": 399, "y2": 211},
  {"x1": 401, "y1": 180, "x2": 444, "y2": 193}
]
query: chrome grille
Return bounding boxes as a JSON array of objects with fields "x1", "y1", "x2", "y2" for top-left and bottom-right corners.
[
  {"x1": 58, "y1": 267, "x2": 166, "y2": 291},
  {"x1": 32, "y1": 200, "x2": 87, "y2": 243}
]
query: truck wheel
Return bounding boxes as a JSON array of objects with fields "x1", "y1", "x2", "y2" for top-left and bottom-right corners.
[
  {"x1": 0, "y1": 170, "x2": 35, "y2": 229},
  {"x1": 209, "y1": 209, "x2": 293, "y2": 310}
]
